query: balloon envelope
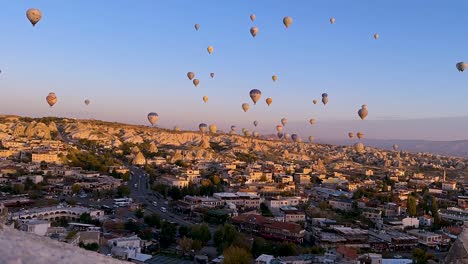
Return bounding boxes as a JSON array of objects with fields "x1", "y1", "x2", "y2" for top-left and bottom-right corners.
[
  {"x1": 193, "y1": 79, "x2": 200, "y2": 87},
  {"x1": 348, "y1": 132, "x2": 354, "y2": 139},
  {"x1": 46, "y1": 92, "x2": 57, "y2": 107},
  {"x1": 250, "y1": 27, "x2": 259, "y2": 37},
  {"x1": 272, "y1": 75, "x2": 277, "y2": 82},
  {"x1": 266, "y1": 98, "x2": 272, "y2": 106},
  {"x1": 357, "y1": 132, "x2": 364, "y2": 139},
  {"x1": 26, "y1": 8, "x2": 42, "y2": 26},
  {"x1": 330, "y1": 17, "x2": 335, "y2": 24},
  {"x1": 308, "y1": 136, "x2": 314, "y2": 142},
  {"x1": 210, "y1": 72, "x2": 215, "y2": 78},
  {"x1": 309, "y1": 119, "x2": 316, "y2": 125},
  {"x1": 253, "y1": 121, "x2": 259, "y2": 127},
  {"x1": 354, "y1": 142, "x2": 365, "y2": 153},
  {"x1": 203, "y1": 96, "x2": 208, "y2": 103},
  {"x1": 313, "y1": 99, "x2": 318, "y2": 105},
  {"x1": 194, "y1": 24, "x2": 200, "y2": 31},
  {"x1": 147, "y1": 112, "x2": 159, "y2": 126},
  {"x1": 374, "y1": 33, "x2": 379, "y2": 39},
  {"x1": 277, "y1": 132, "x2": 283, "y2": 139},
  {"x1": 199, "y1": 123, "x2": 208, "y2": 133},
  {"x1": 358, "y1": 108, "x2": 368, "y2": 120},
  {"x1": 187, "y1": 72, "x2": 195, "y2": 80},
  {"x1": 242, "y1": 103, "x2": 250, "y2": 112},
  {"x1": 283, "y1": 16, "x2": 293, "y2": 28},
  {"x1": 249, "y1": 89, "x2": 262, "y2": 104},
  {"x1": 207, "y1": 46, "x2": 214, "y2": 54},
  {"x1": 231, "y1": 125, "x2": 236, "y2": 131},
  {"x1": 276, "y1": 125, "x2": 283, "y2": 132},
  {"x1": 84, "y1": 99, "x2": 90, "y2": 105},
  {"x1": 250, "y1": 14, "x2": 256, "y2": 21},
  {"x1": 291, "y1": 134, "x2": 298, "y2": 142},
  {"x1": 209, "y1": 124, "x2": 217, "y2": 134},
  {"x1": 281, "y1": 118, "x2": 288, "y2": 126},
  {"x1": 456, "y1": 62, "x2": 467, "y2": 72}
]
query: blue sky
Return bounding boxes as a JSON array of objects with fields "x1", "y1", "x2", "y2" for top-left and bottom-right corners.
[{"x1": 1, "y1": 1, "x2": 468, "y2": 140}]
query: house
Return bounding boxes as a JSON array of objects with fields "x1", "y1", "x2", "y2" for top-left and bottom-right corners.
[
  {"x1": 265, "y1": 196, "x2": 301, "y2": 210},
  {"x1": 19, "y1": 219, "x2": 50, "y2": 236},
  {"x1": 18, "y1": 175, "x2": 44, "y2": 184},
  {"x1": 442, "y1": 181, "x2": 457, "y2": 191},
  {"x1": 407, "y1": 229, "x2": 442, "y2": 247},
  {"x1": 419, "y1": 215, "x2": 433, "y2": 227},
  {"x1": 255, "y1": 254, "x2": 275, "y2": 264},
  {"x1": 108, "y1": 235, "x2": 142, "y2": 260},
  {"x1": 329, "y1": 199, "x2": 353, "y2": 212},
  {"x1": 336, "y1": 245, "x2": 358, "y2": 264},
  {"x1": 279, "y1": 206, "x2": 306, "y2": 223},
  {"x1": 401, "y1": 217, "x2": 419, "y2": 229},
  {"x1": 32, "y1": 151, "x2": 61, "y2": 164},
  {"x1": 362, "y1": 207, "x2": 382, "y2": 222}
]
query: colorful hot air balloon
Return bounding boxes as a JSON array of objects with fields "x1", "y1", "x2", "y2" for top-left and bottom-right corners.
[
  {"x1": 358, "y1": 105, "x2": 369, "y2": 120},
  {"x1": 187, "y1": 72, "x2": 195, "y2": 80},
  {"x1": 174, "y1": 126, "x2": 181, "y2": 131},
  {"x1": 308, "y1": 136, "x2": 314, "y2": 142},
  {"x1": 283, "y1": 16, "x2": 293, "y2": 28},
  {"x1": 242, "y1": 128, "x2": 247, "y2": 134},
  {"x1": 207, "y1": 46, "x2": 214, "y2": 54},
  {"x1": 203, "y1": 96, "x2": 208, "y2": 103},
  {"x1": 253, "y1": 131, "x2": 259, "y2": 138},
  {"x1": 194, "y1": 24, "x2": 200, "y2": 31},
  {"x1": 313, "y1": 99, "x2": 318, "y2": 105},
  {"x1": 266, "y1": 98, "x2": 272, "y2": 106},
  {"x1": 193, "y1": 79, "x2": 200, "y2": 87},
  {"x1": 244, "y1": 130, "x2": 251, "y2": 137},
  {"x1": 253, "y1": 120, "x2": 258, "y2": 127},
  {"x1": 281, "y1": 118, "x2": 288, "y2": 126},
  {"x1": 231, "y1": 125, "x2": 236, "y2": 131},
  {"x1": 357, "y1": 132, "x2": 364, "y2": 139},
  {"x1": 456, "y1": 62, "x2": 467, "y2": 72},
  {"x1": 321, "y1": 93, "x2": 329, "y2": 105},
  {"x1": 330, "y1": 17, "x2": 335, "y2": 24},
  {"x1": 276, "y1": 125, "x2": 283, "y2": 133},
  {"x1": 393, "y1": 144, "x2": 399, "y2": 151},
  {"x1": 249, "y1": 89, "x2": 262, "y2": 104},
  {"x1": 250, "y1": 14, "x2": 256, "y2": 21},
  {"x1": 277, "y1": 132, "x2": 283, "y2": 139},
  {"x1": 26, "y1": 8, "x2": 42, "y2": 27},
  {"x1": 374, "y1": 33, "x2": 379, "y2": 40},
  {"x1": 309, "y1": 118, "x2": 316, "y2": 125},
  {"x1": 242, "y1": 103, "x2": 250, "y2": 112},
  {"x1": 250, "y1": 27, "x2": 259, "y2": 37},
  {"x1": 199, "y1": 123, "x2": 208, "y2": 133},
  {"x1": 291, "y1": 134, "x2": 298, "y2": 142},
  {"x1": 272, "y1": 75, "x2": 277, "y2": 82},
  {"x1": 354, "y1": 142, "x2": 365, "y2": 153},
  {"x1": 348, "y1": 132, "x2": 354, "y2": 139},
  {"x1": 46, "y1": 92, "x2": 57, "y2": 107},
  {"x1": 84, "y1": 99, "x2": 90, "y2": 106},
  {"x1": 210, "y1": 72, "x2": 215, "y2": 78},
  {"x1": 209, "y1": 124, "x2": 217, "y2": 134},
  {"x1": 147, "y1": 112, "x2": 159, "y2": 126},
  {"x1": 284, "y1": 133, "x2": 291, "y2": 140}
]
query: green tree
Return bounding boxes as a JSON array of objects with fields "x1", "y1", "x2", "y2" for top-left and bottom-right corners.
[
  {"x1": 160, "y1": 221, "x2": 177, "y2": 248},
  {"x1": 252, "y1": 237, "x2": 273, "y2": 257},
  {"x1": 213, "y1": 224, "x2": 248, "y2": 253},
  {"x1": 12, "y1": 183, "x2": 25, "y2": 194},
  {"x1": 277, "y1": 242, "x2": 298, "y2": 256},
  {"x1": 144, "y1": 213, "x2": 161, "y2": 228},
  {"x1": 260, "y1": 203, "x2": 273, "y2": 217},
  {"x1": 79, "y1": 242, "x2": 99, "y2": 251},
  {"x1": 188, "y1": 224, "x2": 211, "y2": 245},
  {"x1": 412, "y1": 248, "x2": 434, "y2": 264},
  {"x1": 178, "y1": 225, "x2": 189, "y2": 237},
  {"x1": 71, "y1": 183, "x2": 81, "y2": 194},
  {"x1": 430, "y1": 196, "x2": 440, "y2": 224},
  {"x1": 135, "y1": 208, "x2": 144, "y2": 219},
  {"x1": 223, "y1": 246, "x2": 252, "y2": 264},
  {"x1": 407, "y1": 196, "x2": 417, "y2": 217},
  {"x1": 124, "y1": 220, "x2": 140, "y2": 233},
  {"x1": 117, "y1": 185, "x2": 131, "y2": 198}
]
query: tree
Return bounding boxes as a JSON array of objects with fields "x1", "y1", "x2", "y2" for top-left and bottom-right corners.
[
  {"x1": 72, "y1": 183, "x2": 81, "y2": 194},
  {"x1": 168, "y1": 186, "x2": 183, "y2": 200},
  {"x1": 407, "y1": 196, "x2": 417, "y2": 217},
  {"x1": 223, "y1": 246, "x2": 252, "y2": 264},
  {"x1": 252, "y1": 237, "x2": 273, "y2": 257},
  {"x1": 213, "y1": 224, "x2": 249, "y2": 253},
  {"x1": 79, "y1": 242, "x2": 99, "y2": 251},
  {"x1": 117, "y1": 185, "x2": 131, "y2": 198},
  {"x1": 144, "y1": 213, "x2": 161, "y2": 228},
  {"x1": 178, "y1": 237, "x2": 194, "y2": 256},
  {"x1": 188, "y1": 224, "x2": 211, "y2": 245},
  {"x1": 277, "y1": 242, "x2": 298, "y2": 256},
  {"x1": 124, "y1": 220, "x2": 140, "y2": 233},
  {"x1": 160, "y1": 221, "x2": 177, "y2": 248},
  {"x1": 178, "y1": 225, "x2": 189, "y2": 237},
  {"x1": 12, "y1": 183, "x2": 25, "y2": 194},
  {"x1": 79, "y1": 213, "x2": 92, "y2": 224},
  {"x1": 412, "y1": 248, "x2": 434, "y2": 264},
  {"x1": 430, "y1": 196, "x2": 440, "y2": 224},
  {"x1": 135, "y1": 208, "x2": 144, "y2": 219},
  {"x1": 260, "y1": 203, "x2": 273, "y2": 217}
]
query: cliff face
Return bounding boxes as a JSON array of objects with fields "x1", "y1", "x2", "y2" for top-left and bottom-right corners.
[
  {"x1": 444, "y1": 223, "x2": 468, "y2": 264},
  {"x1": 0, "y1": 227, "x2": 128, "y2": 264}
]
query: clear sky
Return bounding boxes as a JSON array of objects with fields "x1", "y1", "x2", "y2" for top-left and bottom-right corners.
[{"x1": 1, "y1": 1, "x2": 468, "y2": 140}]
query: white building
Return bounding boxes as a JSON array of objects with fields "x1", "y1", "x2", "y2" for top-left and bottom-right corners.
[
  {"x1": 108, "y1": 235, "x2": 142, "y2": 260},
  {"x1": 19, "y1": 219, "x2": 51, "y2": 236}
]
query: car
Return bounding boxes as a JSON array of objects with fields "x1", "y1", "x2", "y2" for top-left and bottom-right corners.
[{"x1": 153, "y1": 201, "x2": 158, "y2": 206}]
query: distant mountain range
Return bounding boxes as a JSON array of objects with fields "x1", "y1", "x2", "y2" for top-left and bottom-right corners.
[{"x1": 317, "y1": 138, "x2": 468, "y2": 158}]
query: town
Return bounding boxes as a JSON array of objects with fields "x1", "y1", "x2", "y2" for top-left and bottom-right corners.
[{"x1": 0, "y1": 115, "x2": 467, "y2": 264}]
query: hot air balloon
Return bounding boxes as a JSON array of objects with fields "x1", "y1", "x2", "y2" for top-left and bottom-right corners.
[
  {"x1": 456, "y1": 62, "x2": 467, "y2": 72},
  {"x1": 357, "y1": 132, "x2": 364, "y2": 139},
  {"x1": 291, "y1": 134, "x2": 298, "y2": 142},
  {"x1": 253, "y1": 131, "x2": 259, "y2": 138},
  {"x1": 210, "y1": 72, "x2": 215, "y2": 78},
  {"x1": 283, "y1": 16, "x2": 292, "y2": 28},
  {"x1": 209, "y1": 124, "x2": 217, "y2": 134},
  {"x1": 203, "y1": 96, "x2": 208, "y2": 103},
  {"x1": 194, "y1": 24, "x2": 200, "y2": 31},
  {"x1": 354, "y1": 142, "x2": 365, "y2": 153},
  {"x1": 266, "y1": 98, "x2": 272, "y2": 106},
  {"x1": 393, "y1": 144, "x2": 399, "y2": 151},
  {"x1": 84, "y1": 99, "x2": 90, "y2": 106},
  {"x1": 207, "y1": 46, "x2": 214, "y2": 54},
  {"x1": 231, "y1": 125, "x2": 236, "y2": 131},
  {"x1": 249, "y1": 89, "x2": 262, "y2": 104},
  {"x1": 244, "y1": 130, "x2": 251, "y2": 137},
  {"x1": 277, "y1": 132, "x2": 283, "y2": 139},
  {"x1": 46, "y1": 92, "x2": 57, "y2": 107},
  {"x1": 330, "y1": 17, "x2": 335, "y2": 24},
  {"x1": 193, "y1": 79, "x2": 200, "y2": 87},
  {"x1": 309, "y1": 119, "x2": 316, "y2": 125},
  {"x1": 242, "y1": 128, "x2": 248, "y2": 134},
  {"x1": 358, "y1": 105, "x2": 368, "y2": 120},
  {"x1": 174, "y1": 126, "x2": 181, "y2": 132},
  {"x1": 348, "y1": 132, "x2": 354, "y2": 139},
  {"x1": 26, "y1": 8, "x2": 42, "y2": 27},
  {"x1": 284, "y1": 133, "x2": 291, "y2": 140},
  {"x1": 250, "y1": 14, "x2": 256, "y2": 21},
  {"x1": 321, "y1": 93, "x2": 329, "y2": 105},
  {"x1": 253, "y1": 121, "x2": 258, "y2": 127},
  {"x1": 199, "y1": 123, "x2": 207, "y2": 133},
  {"x1": 308, "y1": 136, "x2": 314, "y2": 142},
  {"x1": 187, "y1": 72, "x2": 195, "y2": 80},
  {"x1": 272, "y1": 75, "x2": 277, "y2": 82},
  {"x1": 276, "y1": 125, "x2": 283, "y2": 133},
  {"x1": 242, "y1": 103, "x2": 250, "y2": 112},
  {"x1": 374, "y1": 33, "x2": 379, "y2": 40},
  {"x1": 250, "y1": 27, "x2": 259, "y2": 37},
  {"x1": 281, "y1": 118, "x2": 288, "y2": 126},
  {"x1": 147, "y1": 112, "x2": 159, "y2": 126},
  {"x1": 313, "y1": 99, "x2": 318, "y2": 105}
]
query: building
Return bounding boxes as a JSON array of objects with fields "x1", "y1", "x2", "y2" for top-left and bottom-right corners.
[
  {"x1": 439, "y1": 207, "x2": 468, "y2": 222},
  {"x1": 11, "y1": 206, "x2": 104, "y2": 221},
  {"x1": 279, "y1": 206, "x2": 306, "y2": 223},
  {"x1": 329, "y1": 199, "x2": 353, "y2": 212},
  {"x1": 232, "y1": 213, "x2": 305, "y2": 243},
  {"x1": 418, "y1": 215, "x2": 433, "y2": 227},
  {"x1": 108, "y1": 235, "x2": 142, "y2": 260},
  {"x1": 18, "y1": 175, "x2": 44, "y2": 184},
  {"x1": 255, "y1": 254, "x2": 275, "y2": 264},
  {"x1": 213, "y1": 192, "x2": 261, "y2": 209},
  {"x1": 265, "y1": 196, "x2": 301, "y2": 210},
  {"x1": 293, "y1": 173, "x2": 311, "y2": 185},
  {"x1": 442, "y1": 181, "x2": 457, "y2": 191},
  {"x1": 19, "y1": 219, "x2": 51, "y2": 236},
  {"x1": 32, "y1": 152, "x2": 60, "y2": 164},
  {"x1": 407, "y1": 229, "x2": 442, "y2": 247}
]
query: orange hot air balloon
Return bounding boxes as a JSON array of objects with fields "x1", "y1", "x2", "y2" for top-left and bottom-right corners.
[{"x1": 266, "y1": 98, "x2": 272, "y2": 106}]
